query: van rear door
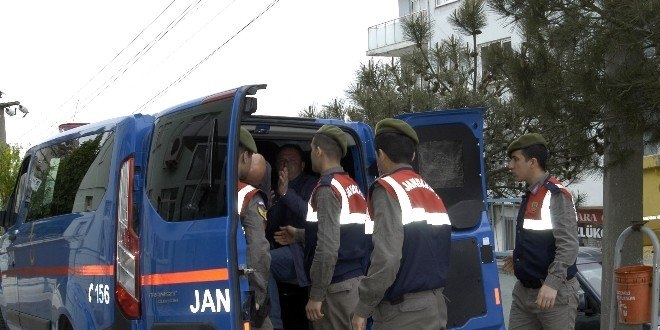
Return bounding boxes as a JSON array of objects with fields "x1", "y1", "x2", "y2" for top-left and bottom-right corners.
[
  {"x1": 141, "y1": 85, "x2": 263, "y2": 330},
  {"x1": 396, "y1": 108, "x2": 506, "y2": 330}
]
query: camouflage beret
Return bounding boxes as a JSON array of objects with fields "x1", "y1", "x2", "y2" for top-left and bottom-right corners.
[
  {"x1": 239, "y1": 127, "x2": 258, "y2": 153},
  {"x1": 375, "y1": 118, "x2": 419, "y2": 145},
  {"x1": 507, "y1": 133, "x2": 547, "y2": 156},
  {"x1": 316, "y1": 124, "x2": 347, "y2": 157}
]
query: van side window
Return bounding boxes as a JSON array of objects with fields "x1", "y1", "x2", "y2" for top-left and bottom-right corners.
[
  {"x1": 25, "y1": 132, "x2": 114, "y2": 221},
  {"x1": 146, "y1": 98, "x2": 233, "y2": 221},
  {"x1": 2, "y1": 156, "x2": 31, "y2": 229}
]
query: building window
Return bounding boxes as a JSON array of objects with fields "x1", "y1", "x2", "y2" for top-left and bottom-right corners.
[
  {"x1": 435, "y1": 0, "x2": 459, "y2": 7},
  {"x1": 479, "y1": 38, "x2": 512, "y2": 79}
]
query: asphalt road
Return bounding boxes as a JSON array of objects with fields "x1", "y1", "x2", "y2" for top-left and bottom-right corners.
[{"x1": 498, "y1": 266, "x2": 517, "y2": 329}]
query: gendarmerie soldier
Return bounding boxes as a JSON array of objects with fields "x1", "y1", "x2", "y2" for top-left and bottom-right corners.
[
  {"x1": 352, "y1": 119, "x2": 451, "y2": 330},
  {"x1": 503, "y1": 133, "x2": 580, "y2": 330}
]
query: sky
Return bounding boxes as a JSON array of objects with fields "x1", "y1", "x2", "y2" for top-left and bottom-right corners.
[
  {"x1": 0, "y1": 0, "x2": 604, "y2": 206},
  {"x1": 0, "y1": 0, "x2": 398, "y2": 150}
]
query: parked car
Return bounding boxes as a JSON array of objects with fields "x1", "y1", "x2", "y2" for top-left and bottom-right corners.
[{"x1": 574, "y1": 247, "x2": 602, "y2": 330}]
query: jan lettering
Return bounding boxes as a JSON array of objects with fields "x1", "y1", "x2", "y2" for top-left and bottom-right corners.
[{"x1": 189, "y1": 289, "x2": 231, "y2": 313}]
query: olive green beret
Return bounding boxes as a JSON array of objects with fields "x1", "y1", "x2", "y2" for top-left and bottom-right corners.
[
  {"x1": 507, "y1": 133, "x2": 547, "y2": 156},
  {"x1": 375, "y1": 118, "x2": 419, "y2": 145},
  {"x1": 316, "y1": 124, "x2": 347, "y2": 157},
  {"x1": 239, "y1": 127, "x2": 257, "y2": 153}
]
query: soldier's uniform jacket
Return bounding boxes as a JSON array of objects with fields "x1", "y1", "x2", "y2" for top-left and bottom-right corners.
[
  {"x1": 304, "y1": 171, "x2": 369, "y2": 300},
  {"x1": 237, "y1": 181, "x2": 271, "y2": 305},
  {"x1": 513, "y1": 175, "x2": 578, "y2": 289},
  {"x1": 368, "y1": 168, "x2": 451, "y2": 302}
]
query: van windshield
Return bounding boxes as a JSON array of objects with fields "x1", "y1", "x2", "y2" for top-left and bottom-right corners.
[{"x1": 146, "y1": 98, "x2": 233, "y2": 221}]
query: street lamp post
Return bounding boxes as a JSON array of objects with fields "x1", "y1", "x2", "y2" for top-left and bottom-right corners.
[{"x1": 0, "y1": 94, "x2": 28, "y2": 145}]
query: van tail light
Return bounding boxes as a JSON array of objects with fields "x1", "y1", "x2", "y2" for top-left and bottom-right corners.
[{"x1": 116, "y1": 156, "x2": 140, "y2": 319}]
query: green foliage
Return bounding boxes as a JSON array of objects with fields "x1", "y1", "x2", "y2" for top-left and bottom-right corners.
[
  {"x1": 449, "y1": 0, "x2": 487, "y2": 36},
  {"x1": 0, "y1": 143, "x2": 21, "y2": 207},
  {"x1": 488, "y1": 0, "x2": 660, "y2": 159}
]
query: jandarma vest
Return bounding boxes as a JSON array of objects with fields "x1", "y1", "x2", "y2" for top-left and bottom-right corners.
[
  {"x1": 513, "y1": 176, "x2": 578, "y2": 283},
  {"x1": 305, "y1": 172, "x2": 370, "y2": 284},
  {"x1": 237, "y1": 182, "x2": 262, "y2": 216},
  {"x1": 369, "y1": 168, "x2": 452, "y2": 301}
]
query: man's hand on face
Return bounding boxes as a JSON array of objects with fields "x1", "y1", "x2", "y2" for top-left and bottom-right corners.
[{"x1": 277, "y1": 163, "x2": 289, "y2": 196}]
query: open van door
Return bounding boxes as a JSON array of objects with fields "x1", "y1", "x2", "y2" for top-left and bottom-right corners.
[
  {"x1": 141, "y1": 84, "x2": 265, "y2": 330},
  {"x1": 396, "y1": 108, "x2": 505, "y2": 330}
]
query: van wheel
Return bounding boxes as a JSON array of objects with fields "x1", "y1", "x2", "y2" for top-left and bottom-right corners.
[
  {"x1": 0, "y1": 312, "x2": 9, "y2": 330},
  {"x1": 58, "y1": 315, "x2": 74, "y2": 330}
]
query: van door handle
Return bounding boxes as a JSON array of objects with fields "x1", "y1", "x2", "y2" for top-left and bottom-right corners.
[{"x1": 239, "y1": 265, "x2": 255, "y2": 276}]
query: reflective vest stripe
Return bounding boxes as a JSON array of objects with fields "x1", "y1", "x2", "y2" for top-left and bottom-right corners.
[
  {"x1": 306, "y1": 178, "x2": 369, "y2": 225},
  {"x1": 522, "y1": 190, "x2": 553, "y2": 230},
  {"x1": 365, "y1": 220, "x2": 374, "y2": 235},
  {"x1": 381, "y1": 176, "x2": 451, "y2": 226},
  {"x1": 237, "y1": 184, "x2": 256, "y2": 215}
]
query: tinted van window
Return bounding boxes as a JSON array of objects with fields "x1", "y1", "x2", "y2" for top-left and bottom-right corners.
[
  {"x1": 146, "y1": 98, "x2": 232, "y2": 221},
  {"x1": 26, "y1": 132, "x2": 115, "y2": 221},
  {"x1": 414, "y1": 123, "x2": 483, "y2": 207}
]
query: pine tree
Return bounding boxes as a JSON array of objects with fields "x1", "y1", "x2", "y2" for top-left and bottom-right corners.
[{"x1": 488, "y1": 1, "x2": 660, "y2": 327}]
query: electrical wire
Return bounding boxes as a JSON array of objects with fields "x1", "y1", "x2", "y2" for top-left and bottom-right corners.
[
  {"x1": 71, "y1": 0, "x2": 206, "y2": 119},
  {"x1": 18, "y1": 0, "x2": 179, "y2": 143},
  {"x1": 132, "y1": 0, "x2": 281, "y2": 115}
]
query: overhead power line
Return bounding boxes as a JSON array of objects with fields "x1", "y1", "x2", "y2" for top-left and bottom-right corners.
[
  {"x1": 156, "y1": 0, "x2": 238, "y2": 67},
  {"x1": 72, "y1": 0, "x2": 206, "y2": 119},
  {"x1": 133, "y1": 0, "x2": 281, "y2": 115},
  {"x1": 18, "y1": 0, "x2": 179, "y2": 143},
  {"x1": 63, "y1": 0, "x2": 178, "y2": 116}
]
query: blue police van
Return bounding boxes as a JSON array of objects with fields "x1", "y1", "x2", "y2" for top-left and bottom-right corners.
[{"x1": 0, "y1": 84, "x2": 505, "y2": 330}]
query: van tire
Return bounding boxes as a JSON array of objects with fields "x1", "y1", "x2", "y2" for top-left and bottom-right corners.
[
  {"x1": 58, "y1": 315, "x2": 74, "y2": 330},
  {"x1": 0, "y1": 312, "x2": 9, "y2": 330}
]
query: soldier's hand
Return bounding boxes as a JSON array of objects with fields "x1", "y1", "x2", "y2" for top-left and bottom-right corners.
[
  {"x1": 274, "y1": 226, "x2": 296, "y2": 245},
  {"x1": 501, "y1": 256, "x2": 513, "y2": 273},
  {"x1": 305, "y1": 299, "x2": 324, "y2": 321},
  {"x1": 536, "y1": 284, "x2": 557, "y2": 310},
  {"x1": 351, "y1": 315, "x2": 366, "y2": 330}
]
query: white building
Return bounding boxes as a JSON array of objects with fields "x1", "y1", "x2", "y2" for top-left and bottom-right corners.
[{"x1": 366, "y1": 0, "x2": 519, "y2": 74}]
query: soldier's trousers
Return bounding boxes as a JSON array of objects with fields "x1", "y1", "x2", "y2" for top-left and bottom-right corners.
[
  {"x1": 372, "y1": 288, "x2": 447, "y2": 330},
  {"x1": 509, "y1": 277, "x2": 579, "y2": 330},
  {"x1": 311, "y1": 276, "x2": 361, "y2": 330}
]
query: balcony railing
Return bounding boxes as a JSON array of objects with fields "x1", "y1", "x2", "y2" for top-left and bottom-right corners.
[{"x1": 367, "y1": 10, "x2": 427, "y2": 56}]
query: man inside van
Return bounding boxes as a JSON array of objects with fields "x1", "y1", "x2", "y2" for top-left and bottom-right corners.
[
  {"x1": 352, "y1": 119, "x2": 451, "y2": 330},
  {"x1": 274, "y1": 125, "x2": 369, "y2": 329},
  {"x1": 237, "y1": 127, "x2": 273, "y2": 330},
  {"x1": 267, "y1": 144, "x2": 317, "y2": 328}
]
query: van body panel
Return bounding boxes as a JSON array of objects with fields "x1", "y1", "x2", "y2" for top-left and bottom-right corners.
[{"x1": 0, "y1": 115, "x2": 154, "y2": 329}]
